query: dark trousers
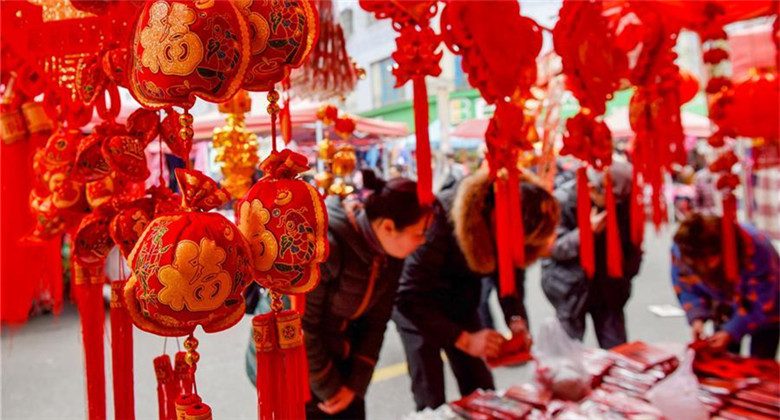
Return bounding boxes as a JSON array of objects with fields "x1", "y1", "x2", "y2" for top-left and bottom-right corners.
[
  {"x1": 305, "y1": 396, "x2": 365, "y2": 420},
  {"x1": 397, "y1": 327, "x2": 495, "y2": 411},
  {"x1": 725, "y1": 323, "x2": 780, "y2": 360},
  {"x1": 558, "y1": 302, "x2": 627, "y2": 350}
]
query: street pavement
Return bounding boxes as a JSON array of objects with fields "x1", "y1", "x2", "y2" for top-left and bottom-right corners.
[{"x1": 1, "y1": 226, "x2": 692, "y2": 419}]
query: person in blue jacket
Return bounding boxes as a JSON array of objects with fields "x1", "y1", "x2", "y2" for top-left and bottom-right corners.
[{"x1": 672, "y1": 213, "x2": 779, "y2": 359}]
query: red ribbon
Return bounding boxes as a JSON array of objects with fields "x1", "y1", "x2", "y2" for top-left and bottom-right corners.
[
  {"x1": 604, "y1": 170, "x2": 624, "y2": 278},
  {"x1": 577, "y1": 167, "x2": 595, "y2": 279},
  {"x1": 721, "y1": 192, "x2": 739, "y2": 282},
  {"x1": 494, "y1": 176, "x2": 516, "y2": 297},
  {"x1": 413, "y1": 77, "x2": 434, "y2": 206}
]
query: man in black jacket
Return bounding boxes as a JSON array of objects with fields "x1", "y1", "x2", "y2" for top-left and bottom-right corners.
[
  {"x1": 393, "y1": 170, "x2": 559, "y2": 410},
  {"x1": 541, "y1": 161, "x2": 643, "y2": 349}
]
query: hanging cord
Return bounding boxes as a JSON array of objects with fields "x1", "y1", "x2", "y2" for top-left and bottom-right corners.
[{"x1": 267, "y1": 88, "x2": 280, "y2": 153}]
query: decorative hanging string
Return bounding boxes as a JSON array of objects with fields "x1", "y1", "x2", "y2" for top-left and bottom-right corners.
[
  {"x1": 629, "y1": 170, "x2": 645, "y2": 247},
  {"x1": 268, "y1": 88, "x2": 280, "y2": 154}
]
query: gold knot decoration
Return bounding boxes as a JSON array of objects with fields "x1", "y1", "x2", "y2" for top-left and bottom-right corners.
[{"x1": 212, "y1": 90, "x2": 259, "y2": 199}]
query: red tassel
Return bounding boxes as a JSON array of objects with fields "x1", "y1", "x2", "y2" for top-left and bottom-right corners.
[
  {"x1": 629, "y1": 170, "x2": 645, "y2": 246},
  {"x1": 73, "y1": 261, "x2": 107, "y2": 420},
  {"x1": 721, "y1": 192, "x2": 739, "y2": 282},
  {"x1": 289, "y1": 295, "x2": 312, "y2": 403},
  {"x1": 604, "y1": 170, "x2": 624, "y2": 278},
  {"x1": 494, "y1": 177, "x2": 517, "y2": 297},
  {"x1": 507, "y1": 168, "x2": 526, "y2": 268},
  {"x1": 110, "y1": 281, "x2": 135, "y2": 420},
  {"x1": 576, "y1": 168, "x2": 595, "y2": 279},
  {"x1": 153, "y1": 355, "x2": 177, "y2": 420},
  {"x1": 253, "y1": 309, "x2": 308, "y2": 420},
  {"x1": 412, "y1": 76, "x2": 434, "y2": 206}
]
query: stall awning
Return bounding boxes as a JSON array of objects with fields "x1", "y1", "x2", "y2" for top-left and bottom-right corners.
[
  {"x1": 605, "y1": 107, "x2": 713, "y2": 139},
  {"x1": 450, "y1": 118, "x2": 489, "y2": 139},
  {"x1": 193, "y1": 106, "x2": 409, "y2": 143}
]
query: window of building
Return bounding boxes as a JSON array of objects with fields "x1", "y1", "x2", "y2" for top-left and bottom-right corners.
[
  {"x1": 453, "y1": 55, "x2": 471, "y2": 90},
  {"x1": 339, "y1": 9, "x2": 353, "y2": 38},
  {"x1": 371, "y1": 57, "x2": 407, "y2": 107}
]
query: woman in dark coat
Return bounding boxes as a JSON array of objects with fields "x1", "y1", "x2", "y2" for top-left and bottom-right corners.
[
  {"x1": 303, "y1": 171, "x2": 432, "y2": 419},
  {"x1": 393, "y1": 169, "x2": 560, "y2": 410},
  {"x1": 541, "y1": 161, "x2": 643, "y2": 349}
]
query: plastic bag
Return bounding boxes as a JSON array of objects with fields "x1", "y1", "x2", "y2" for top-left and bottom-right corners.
[
  {"x1": 646, "y1": 349, "x2": 708, "y2": 420},
  {"x1": 533, "y1": 317, "x2": 591, "y2": 401}
]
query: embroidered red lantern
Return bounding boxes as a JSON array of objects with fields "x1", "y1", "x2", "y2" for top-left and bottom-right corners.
[
  {"x1": 237, "y1": 149, "x2": 328, "y2": 295},
  {"x1": 129, "y1": 0, "x2": 251, "y2": 110},
  {"x1": 237, "y1": 0, "x2": 318, "y2": 91},
  {"x1": 711, "y1": 70, "x2": 779, "y2": 140},
  {"x1": 124, "y1": 169, "x2": 252, "y2": 337}
]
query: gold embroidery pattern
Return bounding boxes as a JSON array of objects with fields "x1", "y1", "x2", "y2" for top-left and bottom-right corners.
[
  {"x1": 158, "y1": 238, "x2": 232, "y2": 312},
  {"x1": 236, "y1": 0, "x2": 271, "y2": 55},
  {"x1": 140, "y1": 0, "x2": 204, "y2": 76},
  {"x1": 238, "y1": 200, "x2": 279, "y2": 272}
]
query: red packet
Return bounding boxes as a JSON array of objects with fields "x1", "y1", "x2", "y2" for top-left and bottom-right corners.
[
  {"x1": 505, "y1": 384, "x2": 552, "y2": 408},
  {"x1": 450, "y1": 391, "x2": 532, "y2": 420},
  {"x1": 610, "y1": 341, "x2": 676, "y2": 372}
]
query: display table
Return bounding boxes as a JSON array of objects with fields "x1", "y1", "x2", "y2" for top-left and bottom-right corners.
[{"x1": 401, "y1": 341, "x2": 780, "y2": 420}]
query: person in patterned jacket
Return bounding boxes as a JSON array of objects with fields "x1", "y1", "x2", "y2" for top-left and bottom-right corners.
[{"x1": 672, "y1": 213, "x2": 779, "y2": 359}]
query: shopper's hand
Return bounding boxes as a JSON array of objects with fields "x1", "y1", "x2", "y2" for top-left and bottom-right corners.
[
  {"x1": 590, "y1": 208, "x2": 607, "y2": 234},
  {"x1": 691, "y1": 319, "x2": 705, "y2": 341},
  {"x1": 318, "y1": 386, "x2": 356, "y2": 415},
  {"x1": 707, "y1": 331, "x2": 731, "y2": 353},
  {"x1": 456, "y1": 329, "x2": 506, "y2": 359}
]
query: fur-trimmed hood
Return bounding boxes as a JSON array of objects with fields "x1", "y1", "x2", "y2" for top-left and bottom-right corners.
[{"x1": 451, "y1": 170, "x2": 496, "y2": 275}]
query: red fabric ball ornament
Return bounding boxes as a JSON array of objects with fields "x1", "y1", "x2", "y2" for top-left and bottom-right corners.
[
  {"x1": 102, "y1": 135, "x2": 151, "y2": 182},
  {"x1": 560, "y1": 112, "x2": 614, "y2": 170},
  {"x1": 41, "y1": 127, "x2": 82, "y2": 171},
  {"x1": 129, "y1": 0, "x2": 251, "y2": 109},
  {"x1": 236, "y1": 150, "x2": 328, "y2": 295},
  {"x1": 237, "y1": 0, "x2": 318, "y2": 91},
  {"x1": 713, "y1": 70, "x2": 779, "y2": 140},
  {"x1": 73, "y1": 210, "x2": 115, "y2": 267},
  {"x1": 678, "y1": 69, "x2": 699, "y2": 104},
  {"x1": 110, "y1": 197, "x2": 156, "y2": 259},
  {"x1": 124, "y1": 169, "x2": 251, "y2": 337}
]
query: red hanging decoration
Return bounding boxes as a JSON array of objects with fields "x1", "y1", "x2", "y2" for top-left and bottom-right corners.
[
  {"x1": 604, "y1": 170, "x2": 624, "y2": 278},
  {"x1": 154, "y1": 355, "x2": 177, "y2": 420},
  {"x1": 440, "y1": 0, "x2": 541, "y2": 297},
  {"x1": 110, "y1": 280, "x2": 135, "y2": 420},
  {"x1": 253, "y1": 305, "x2": 308, "y2": 420},
  {"x1": 721, "y1": 192, "x2": 739, "y2": 283},
  {"x1": 493, "y1": 173, "x2": 516, "y2": 297},
  {"x1": 576, "y1": 167, "x2": 596, "y2": 279},
  {"x1": 289, "y1": 0, "x2": 361, "y2": 100},
  {"x1": 629, "y1": 169, "x2": 645, "y2": 247},
  {"x1": 72, "y1": 260, "x2": 107, "y2": 420},
  {"x1": 360, "y1": 1, "x2": 441, "y2": 206}
]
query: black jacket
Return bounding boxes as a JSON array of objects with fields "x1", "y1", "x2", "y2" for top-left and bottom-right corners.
[
  {"x1": 302, "y1": 196, "x2": 404, "y2": 400},
  {"x1": 540, "y1": 178, "x2": 643, "y2": 318},
  {"x1": 393, "y1": 174, "x2": 524, "y2": 347}
]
